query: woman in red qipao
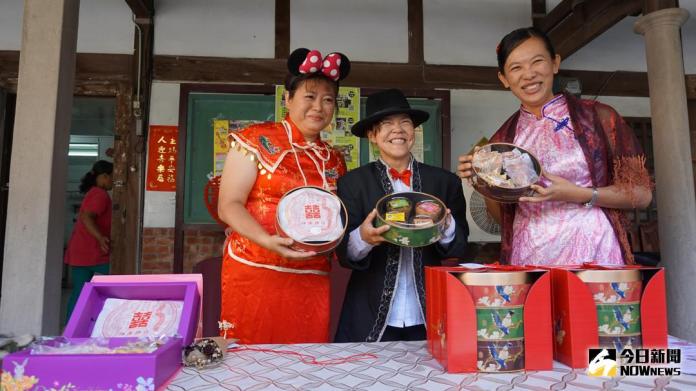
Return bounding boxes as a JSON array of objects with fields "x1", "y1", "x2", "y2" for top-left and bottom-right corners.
[
  {"x1": 217, "y1": 48, "x2": 350, "y2": 344},
  {"x1": 457, "y1": 27, "x2": 652, "y2": 266}
]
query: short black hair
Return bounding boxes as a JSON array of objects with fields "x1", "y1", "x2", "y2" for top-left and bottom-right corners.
[{"x1": 497, "y1": 27, "x2": 556, "y2": 73}]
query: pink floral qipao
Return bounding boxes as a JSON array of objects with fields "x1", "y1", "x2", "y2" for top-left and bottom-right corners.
[{"x1": 510, "y1": 95, "x2": 622, "y2": 266}]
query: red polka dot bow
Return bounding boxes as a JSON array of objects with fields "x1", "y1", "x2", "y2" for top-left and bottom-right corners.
[{"x1": 298, "y1": 50, "x2": 343, "y2": 81}]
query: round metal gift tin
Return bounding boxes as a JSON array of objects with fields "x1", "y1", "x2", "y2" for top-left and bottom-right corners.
[
  {"x1": 374, "y1": 192, "x2": 447, "y2": 248},
  {"x1": 599, "y1": 334, "x2": 642, "y2": 351},
  {"x1": 476, "y1": 306, "x2": 524, "y2": 340},
  {"x1": 596, "y1": 303, "x2": 641, "y2": 336},
  {"x1": 275, "y1": 186, "x2": 348, "y2": 254},
  {"x1": 467, "y1": 283, "x2": 531, "y2": 307},
  {"x1": 477, "y1": 339, "x2": 525, "y2": 372},
  {"x1": 471, "y1": 142, "x2": 542, "y2": 204},
  {"x1": 585, "y1": 280, "x2": 642, "y2": 304}
]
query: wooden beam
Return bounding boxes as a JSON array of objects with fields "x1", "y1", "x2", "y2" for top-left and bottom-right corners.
[
  {"x1": 3, "y1": 51, "x2": 694, "y2": 99},
  {"x1": 275, "y1": 0, "x2": 290, "y2": 59},
  {"x1": 686, "y1": 75, "x2": 696, "y2": 102},
  {"x1": 531, "y1": 0, "x2": 547, "y2": 28},
  {"x1": 408, "y1": 0, "x2": 424, "y2": 64},
  {"x1": 1, "y1": 51, "x2": 131, "y2": 86},
  {"x1": 152, "y1": 54, "x2": 674, "y2": 98},
  {"x1": 124, "y1": 0, "x2": 153, "y2": 20},
  {"x1": 536, "y1": 0, "x2": 573, "y2": 33},
  {"x1": 539, "y1": 0, "x2": 642, "y2": 59}
]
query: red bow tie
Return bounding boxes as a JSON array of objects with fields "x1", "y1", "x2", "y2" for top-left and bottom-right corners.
[{"x1": 389, "y1": 168, "x2": 412, "y2": 187}]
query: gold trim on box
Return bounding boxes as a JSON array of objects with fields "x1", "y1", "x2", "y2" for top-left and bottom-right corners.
[
  {"x1": 458, "y1": 271, "x2": 532, "y2": 286},
  {"x1": 476, "y1": 337, "x2": 525, "y2": 342},
  {"x1": 575, "y1": 269, "x2": 641, "y2": 283},
  {"x1": 598, "y1": 332, "x2": 642, "y2": 337}
]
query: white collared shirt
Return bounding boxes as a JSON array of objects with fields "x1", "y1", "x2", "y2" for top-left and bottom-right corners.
[{"x1": 346, "y1": 161, "x2": 456, "y2": 327}]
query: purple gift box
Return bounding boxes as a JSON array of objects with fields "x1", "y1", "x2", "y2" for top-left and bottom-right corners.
[{"x1": 2, "y1": 281, "x2": 199, "y2": 390}]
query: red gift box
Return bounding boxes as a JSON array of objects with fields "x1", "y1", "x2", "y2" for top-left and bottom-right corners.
[
  {"x1": 425, "y1": 265, "x2": 553, "y2": 373},
  {"x1": 549, "y1": 265, "x2": 667, "y2": 368}
]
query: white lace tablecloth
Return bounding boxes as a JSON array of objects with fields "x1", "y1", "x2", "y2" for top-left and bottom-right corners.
[{"x1": 166, "y1": 336, "x2": 696, "y2": 390}]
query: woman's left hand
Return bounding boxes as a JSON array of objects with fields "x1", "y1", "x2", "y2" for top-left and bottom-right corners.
[{"x1": 519, "y1": 172, "x2": 584, "y2": 203}]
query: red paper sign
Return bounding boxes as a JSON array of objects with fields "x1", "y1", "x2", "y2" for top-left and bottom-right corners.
[{"x1": 146, "y1": 125, "x2": 178, "y2": 191}]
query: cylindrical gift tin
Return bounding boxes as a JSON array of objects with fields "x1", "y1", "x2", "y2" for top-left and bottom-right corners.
[
  {"x1": 596, "y1": 303, "x2": 641, "y2": 335},
  {"x1": 275, "y1": 186, "x2": 347, "y2": 254},
  {"x1": 576, "y1": 269, "x2": 643, "y2": 336},
  {"x1": 584, "y1": 280, "x2": 642, "y2": 304},
  {"x1": 374, "y1": 192, "x2": 447, "y2": 247},
  {"x1": 575, "y1": 269, "x2": 642, "y2": 284},
  {"x1": 599, "y1": 334, "x2": 642, "y2": 351},
  {"x1": 577, "y1": 270, "x2": 642, "y2": 303},
  {"x1": 459, "y1": 270, "x2": 532, "y2": 286},
  {"x1": 476, "y1": 307, "x2": 524, "y2": 340},
  {"x1": 461, "y1": 271, "x2": 531, "y2": 307},
  {"x1": 477, "y1": 339, "x2": 525, "y2": 372}
]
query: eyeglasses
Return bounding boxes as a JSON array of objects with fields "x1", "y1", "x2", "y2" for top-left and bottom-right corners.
[{"x1": 377, "y1": 118, "x2": 415, "y2": 132}]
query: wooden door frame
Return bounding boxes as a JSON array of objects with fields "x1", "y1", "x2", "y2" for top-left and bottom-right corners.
[{"x1": 72, "y1": 81, "x2": 138, "y2": 275}]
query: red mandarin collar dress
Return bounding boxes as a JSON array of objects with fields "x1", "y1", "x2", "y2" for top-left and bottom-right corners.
[{"x1": 220, "y1": 118, "x2": 346, "y2": 344}]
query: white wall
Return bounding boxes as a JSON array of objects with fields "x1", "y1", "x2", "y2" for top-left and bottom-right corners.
[
  {"x1": 154, "y1": 0, "x2": 275, "y2": 58},
  {"x1": 0, "y1": 0, "x2": 132, "y2": 53},
  {"x1": 424, "y1": 0, "x2": 531, "y2": 66},
  {"x1": 291, "y1": 0, "x2": 408, "y2": 62},
  {"x1": 0, "y1": 0, "x2": 22, "y2": 51},
  {"x1": 144, "y1": 82, "x2": 180, "y2": 227}
]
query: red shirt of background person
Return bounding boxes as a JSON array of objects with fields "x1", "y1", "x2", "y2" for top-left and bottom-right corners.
[
  {"x1": 64, "y1": 160, "x2": 113, "y2": 319},
  {"x1": 65, "y1": 160, "x2": 113, "y2": 266}
]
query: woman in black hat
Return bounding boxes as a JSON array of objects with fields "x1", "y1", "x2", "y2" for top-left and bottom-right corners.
[
  {"x1": 217, "y1": 48, "x2": 350, "y2": 344},
  {"x1": 334, "y1": 89, "x2": 469, "y2": 342}
]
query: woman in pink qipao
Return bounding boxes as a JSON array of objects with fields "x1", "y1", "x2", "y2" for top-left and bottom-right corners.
[{"x1": 458, "y1": 27, "x2": 652, "y2": 266}]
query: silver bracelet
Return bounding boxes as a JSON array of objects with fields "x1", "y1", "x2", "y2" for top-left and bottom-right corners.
[{"x1": 583, "y1": 187, "x2": 598, "y2": 208}]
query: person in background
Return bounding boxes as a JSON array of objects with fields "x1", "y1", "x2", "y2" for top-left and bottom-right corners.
[
  {"x1": 217, "y1": 48, "x2": 350, "y2": 344},
  {"x1": 64, "y1": 160, "x2": 113, "y2": 319},
  {"x1": 457, "y1": 27, "x2": 652, "y2": 266},
  {"x1": 335, "y1": 89, "x2": 469, "y2": 342}
]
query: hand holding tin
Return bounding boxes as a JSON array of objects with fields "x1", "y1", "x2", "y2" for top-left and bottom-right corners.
[
  {"x1": 519, "y1": 172, "x2": 588, "y2": 204},
  {"x1": 456, "y1": 146, "x2": 481, "y2": 184},
  {"x1": 359, "y1": 209, "x2": 390, "y2": 246},
  {"x1": 263, "y1": 235, "x2": 317, "y2": 259}
]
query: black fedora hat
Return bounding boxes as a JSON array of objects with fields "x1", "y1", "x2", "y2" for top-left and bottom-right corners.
[{"x1": 351, "y1": 89, "x2": 429, "y2": 138}]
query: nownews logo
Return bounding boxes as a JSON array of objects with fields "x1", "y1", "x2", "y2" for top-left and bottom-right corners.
[{"x1": 588, "y1": 348, "x2": 682, "y2": 377}]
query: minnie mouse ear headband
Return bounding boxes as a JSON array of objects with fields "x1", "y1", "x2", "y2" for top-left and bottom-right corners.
[{"x1": 287, "y1": 48, "x2": 351, "y2": 82}]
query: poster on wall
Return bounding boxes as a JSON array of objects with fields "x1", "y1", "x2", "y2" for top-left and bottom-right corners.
[
  {"x1": 275, "y1": 85, "x2": 361, "y2": 170},
  {"x1": 146, "y1": 125, "x2": 178, "y2": 191},
  {"x1": 213, "y1": 119, "x2": 262, "y2": 177}
]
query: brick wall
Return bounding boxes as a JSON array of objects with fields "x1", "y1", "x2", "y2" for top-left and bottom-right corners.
[{"x1": 141, "y1": 227, "x2": 226, "y2": 274}]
